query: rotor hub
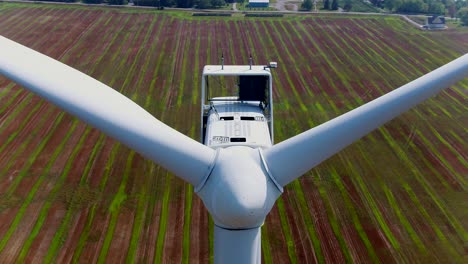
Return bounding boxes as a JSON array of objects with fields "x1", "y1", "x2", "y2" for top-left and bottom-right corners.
[{"x1": 196, "y1": 146, "x2": 282, "y2": 229}]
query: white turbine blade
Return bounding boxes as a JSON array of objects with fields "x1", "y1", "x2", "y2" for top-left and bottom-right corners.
[
  {"x1": 0, "y1": 36, "x2": 215, "y2": 187},
  {"x1": 263, "y1": 54, "x2": 468, "y2": 187}
]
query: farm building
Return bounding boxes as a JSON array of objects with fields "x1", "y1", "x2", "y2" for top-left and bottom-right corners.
[
  {"x1": 248, "y1": 0, "x2": 269, "y2": 8},
  {"x1": 425, "y1": 15, "x2": 446, "y2": 30}
]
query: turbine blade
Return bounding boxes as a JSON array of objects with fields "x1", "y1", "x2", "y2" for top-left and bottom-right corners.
[
  {"x1": 263, "y1": 54, "x2": 468, "y2": 187},
  {"x1": 0, "y1": 36, "x2": 215, "y2": 187}
]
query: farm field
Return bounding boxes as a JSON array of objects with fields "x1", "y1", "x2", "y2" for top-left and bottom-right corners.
[{"x1": 0, "y1": 3, "x2": 467, "y2": 263}]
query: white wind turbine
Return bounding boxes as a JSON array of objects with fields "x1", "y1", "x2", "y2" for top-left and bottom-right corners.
[{"x1": 0, "y1": 36, "x2": 467, "y2": 264}]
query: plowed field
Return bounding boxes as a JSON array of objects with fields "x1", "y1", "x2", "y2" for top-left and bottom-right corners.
[{"x1": 0, "y1": 3, "x2": 467, "y2": 263}]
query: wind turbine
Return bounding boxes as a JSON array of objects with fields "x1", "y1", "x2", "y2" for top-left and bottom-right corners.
[{"x1": 0, "y1": 35, "x2": 467, "y2": 264}]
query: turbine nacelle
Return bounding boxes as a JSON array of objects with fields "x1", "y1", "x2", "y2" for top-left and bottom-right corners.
[{"x1": 196, "y1": 146, "x2": 282, "y2": 229}]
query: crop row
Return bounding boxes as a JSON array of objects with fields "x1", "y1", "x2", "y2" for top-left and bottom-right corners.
[{"x1": 0, "y1": 3, "x2": 466, "y2": 263}]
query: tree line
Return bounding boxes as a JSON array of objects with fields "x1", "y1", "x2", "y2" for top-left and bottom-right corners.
[{"x1": 301, "y1": 0, "x2": 467, "y2": 19}]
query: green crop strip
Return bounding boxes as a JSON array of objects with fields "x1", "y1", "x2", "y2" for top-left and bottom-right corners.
[
  {"x1": 176, "y1": 21, "x2": 192, "y2": 108},
  {"x1": 0, "y1": 82, "x2": 15, "y2": 100},
  {"x1": 115, "y1": 15, "x2": 156, "y2": 97},
  {"x1": 1, "y1": 7, "x2": 57, "y2": 42},
  {"x1": 382, "y1": 185, "x2": 426, "y2": 252},
  {"x1": 33, "y1": 129, "x2": 105, "y2": 262},
  {"x1": 182, "y1": 182, "x2": 193, "y2": 264},
  {"x1": 330, "y1": 167, "x2": 380, "y2": 263},
  {"x1": 0, "y1": 113, "x2": 70, "y2": 253},
  {"x1": 315, "y1": 173, "x2": 353, "y2": 263},
  {"x1": 96, "y1": 150, "x2": 136, "y2": 263},
  {"x1": 125, "y1": 162, "x2": 152, "y2": 263},
  {"x1": 260, "y1": 224, "x2": 273, "y2": 263},
  {"x1": 134, "y1": 15, "x2": 166, "y2": 106},
  {"x1": 3, "y1": 120, "x2": 83, "y2": 260},
  {"x1": 71, "y1": 142, "x2": 121, "y2": 263},
  {"x1": 0, "y1": 105, "x2": 55, "y2": 181},
  {"x1": 297, "y1": 22, "x2": 352, "y2": 111},
  {"x1": 145, "y1": 16, "x2": 172, "y2": 112},
  {"x1": 415, "y1": 128, "x2": 466, "y2": 188},
  {"x1": 290, "y1": 180, "x2": 325, "y2": 263},
  {"x1": 0, "y1": 98, "x2": 42, "y2": 152},
  {"x1": 191, "y1": 21, "x2": 202, "y2": 105},
  {"x1": 0, "y1": 88, "x2": 24, "y2": 114},
  {"x1": 379, "y1": 129, "x2": 466, "y2": 245},
  {"x1": 402, "y1": 183, "x2": 460, "y2": 260},
  {"x1": 160, "y1": 19, "x2": 184, "y2": 110},
  {"x1": 153, "y1": 173, "x2": 172, "y2": 264},
  {"x1": 354, "y1": 138, "x2": 428, "y2": 252},
  {"x1": 36, "y1": 127, "x2": 92, "y2": 262},
  {"x1": 276, "y1": 197, "x2": 299, "y2": 264},
  {"x1": 341, "y1": 156, "x2": 400, "y2": 250}
]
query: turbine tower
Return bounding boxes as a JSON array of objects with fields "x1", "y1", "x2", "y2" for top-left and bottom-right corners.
[{"x1": 0, "y1": 36, "x2": 467, "y2": 263}]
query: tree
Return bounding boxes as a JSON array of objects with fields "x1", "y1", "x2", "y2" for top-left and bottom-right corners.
[
  {"x1": 343, "y1": 0, "x2": 352, "y2": 11},
  {"x1": 384, "y1": 0, "x2": 403, "y2": 11},
  {"x1": 323, "y1": 0, "x2": 330, "y2": 9},
  {"x1": 331, "y1": 0, "x2": 338, "y2": 10},
  {"x1": 211, "y1": 0, "x2": 226, "y2": 7},
  {"x1": 302, "y1": 0, "x2": 313, "y2": 10},
  {"x1": 108, "y1": 0, "x2": 128, "y2": 4},
  {"x1": 196, "y1": 0, "x2": 211, "y2": 8},
  {"x1": 396, "y1": 0, "x2": 427, "y2": 13},
  {"x1": 427, "y1": 1, "x2": 445, "y2": 14},
  {"x1": 446, "y1": 0, "x2": 457, "y2": 17},
  {"x1": 82, "y1": 0, "x2": 103, "y2": 3},
  {"x1": 457, "y1": 7, "x2": 468, "y2": 25}
]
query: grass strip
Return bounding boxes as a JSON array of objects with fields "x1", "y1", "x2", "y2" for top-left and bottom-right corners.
[
  {"x1": 0, "y1": 88, "x2": 23, "y2": 114},
  {"x1": 176, "y1": 21, "x2": 191, "y2": 108},
  {"x1": 276, "y1": 197, "x2": 299, "y2": 264},
  {"x1": 182, "y1": 183, "x2": 193, "y2": 264},
  {"x1": 315, "y1": 174, "x2": 353, "y2": 263},
  {"x1": 0, "y1": 82, "x2": 16, "y2": 100},
  {"x1": 71, "y1": 142, "x2": 121, "y2": 263},
  {"x1": 153, "y1": 173, "x2": 172, "y2": 264},
  {"x1": 96, "y1": 150, "x2": 136, "y2": 263},
  {"x1": 261, "y1": 223, "x2": 273, "y2": 264},
  {"x1": 0, "y1": 99, "x2": 42, "y2": 152},
  {"x1": 0, "y1": 113, "x2": 72, "y2": 252},
  {"x1": 341, "y1": 156, "x2": 400, "y2": 250},
  {"x1": 402, "y1": 182, "x2": 460, "y2": 261},
  {"x1": 125, "y1": 163, "x2": 151, "y2": 263},
  {"x1": 382, "y1": 185, "x2": 426, "y2": 252},
  {"x1": 291, "y1": 180, "x2": 325, "y2": 263},
  {"x1": 330, "y1": 167, "x2": 380, "y2": 263},
  {"x1": 36, "y1": 127, "x2": 92, "y2": 262}
]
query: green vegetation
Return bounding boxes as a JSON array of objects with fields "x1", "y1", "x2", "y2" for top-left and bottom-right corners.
[
  {"x1": 0, "y1": 3, "x2": 466, "y2": 263},
  {"x1": 458, "y1": 7, "x2": 468, "y2": 25}
]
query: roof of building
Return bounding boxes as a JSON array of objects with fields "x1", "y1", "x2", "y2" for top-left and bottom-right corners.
[{"x1": 248, "y1": 0, "x2": 269, "y2": 3}]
